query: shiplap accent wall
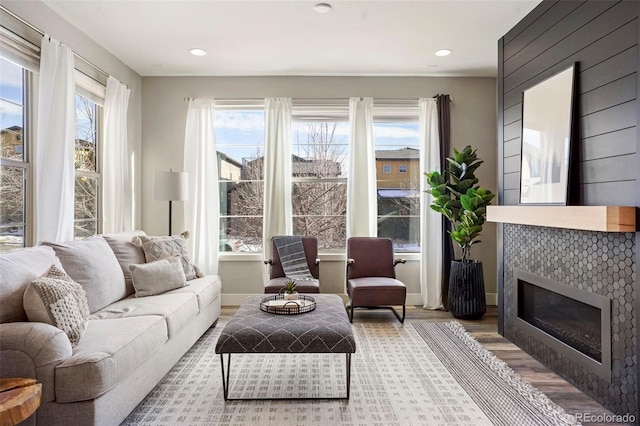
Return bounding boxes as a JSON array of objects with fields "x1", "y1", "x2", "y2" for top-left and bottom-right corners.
[
  {"x1": 499, "y1": 0, "x2": 637, "y2": 207},
  {"x1": 497, "y1": 0, "x2": 639, "y2": 416}
]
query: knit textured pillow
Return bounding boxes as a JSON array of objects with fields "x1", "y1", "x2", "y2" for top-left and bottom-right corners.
[
  {"x1": 137, "y1": 235, "x2": 197, "y2": 280},
  {"x1": 23, "y1": 265, "x2": 90, "y2": 347}
]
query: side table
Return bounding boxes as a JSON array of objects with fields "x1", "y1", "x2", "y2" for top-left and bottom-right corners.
[{"x1": 0, "y1": 378, "x2": 42, "y2": 426}]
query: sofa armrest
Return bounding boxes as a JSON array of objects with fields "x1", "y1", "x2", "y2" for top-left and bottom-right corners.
[{"x1": 0, "y1": 322, "x2": 73, "y2": 403}]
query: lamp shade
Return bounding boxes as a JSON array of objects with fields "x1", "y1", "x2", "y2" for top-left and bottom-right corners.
[{"x1": 153, "y1": 171, "x2": 188, "y2": 201}]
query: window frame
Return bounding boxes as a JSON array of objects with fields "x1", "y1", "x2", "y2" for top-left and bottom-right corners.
[
  {"x1": 291, "y1": 103, "x2": 349, "y2": 253},
  {"x1": 215, "y1": 101, "x2": 266, "y2": 254},
  {"x1": 73, "y1": 92, "x2": 103, "y2": 239},
  {"x1": 0, "y1": 59, "x2": 34, "y2": 251},
  {"x1": 373, "y1": 103, "x2": 421, "y2": 253}
]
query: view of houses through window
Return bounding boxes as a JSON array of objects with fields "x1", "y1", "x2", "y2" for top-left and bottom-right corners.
[
  {"x1": 374, "y1": 122, "x2": 421, "y2": 252},
  {"x1": 292, "y1": 121, "x2": 349, "y2": 251},
  {"x1": 216, "y1": 108, "x2": 265, "y2": 253},
  {"x1": 216, "y1": 108, "x2": 421, "y2": 254},
  {"x1": 0, "y1": 57, "x2": 27, "y2": 252}
]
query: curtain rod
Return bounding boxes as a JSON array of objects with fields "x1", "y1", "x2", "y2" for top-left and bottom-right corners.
[
  {"x1": 185, "y1": 97, "x2": 451, "y2": 103},
  {"x1": 1, "y1": 5, "x2": 110, "y2": 79}
]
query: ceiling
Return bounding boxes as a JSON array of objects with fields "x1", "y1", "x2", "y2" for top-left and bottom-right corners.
[{"x1": 42, "y1": 0, "x2": 541, "y2": 78}]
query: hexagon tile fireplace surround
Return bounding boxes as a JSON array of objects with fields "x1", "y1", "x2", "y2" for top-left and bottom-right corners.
[{"x1": 488, "y1": 205, "x2": 637, "y2": 416}]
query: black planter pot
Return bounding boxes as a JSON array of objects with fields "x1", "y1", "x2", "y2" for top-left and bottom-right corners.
[{"x1": 448, "y1": 260, "x2": 486, "y2": 320}]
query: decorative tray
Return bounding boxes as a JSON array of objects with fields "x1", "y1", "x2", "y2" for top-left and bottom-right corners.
[{"x1": 260, "y1": 295, "x2": 316, "y2": 315}]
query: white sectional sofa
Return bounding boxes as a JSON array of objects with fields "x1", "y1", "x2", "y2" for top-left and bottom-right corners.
[{"x1": 0, "y1": 232, "x2": 221, "y2": 426}]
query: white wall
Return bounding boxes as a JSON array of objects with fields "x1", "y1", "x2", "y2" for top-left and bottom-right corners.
[
  {"x1": 142, "y1": 76, "x2": 498, "y2": 306},
  {"x1": 1, "y1": 0, "x2": 144, "y2": 229}
]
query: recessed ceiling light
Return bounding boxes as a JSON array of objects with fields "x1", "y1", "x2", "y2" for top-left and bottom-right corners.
[
  {"x1": 435, "y1": 49, "x2": 452, "y2": 57},
  {"x1": 313, "y1": 3, "x2": 332, "y2": 13},
  {"x1": 189, "y1": 48, "x2": 207, "y2": 57}
]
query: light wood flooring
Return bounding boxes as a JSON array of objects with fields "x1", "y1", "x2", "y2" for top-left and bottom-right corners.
[{"x1": 220, "y1": 304, "x2": 624, "y2": 426}]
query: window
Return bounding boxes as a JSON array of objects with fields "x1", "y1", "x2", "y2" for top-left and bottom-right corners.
[
  {"x1": 382, "y1": 164, "x2": 391, "y2": 173},
  {"x1": 74, "y1": 94, "x2": 101, "y2": 239},
  {"x1": 374, "y1": 120, "x2": 420, "y2": 252},
  {"x1": 216, "y1": 106, "x2": 265, "y2": 252},
  {"x1": 291, "y1": 119, "x2": 348, "y2": 251},
  {"x1": 0, "y1": 57, "x2": 29, "y2": 252}
]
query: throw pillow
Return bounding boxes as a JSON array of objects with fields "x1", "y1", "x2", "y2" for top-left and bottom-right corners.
[
  {"x1": 23, "y1": 265, "x2": 90, "y2": 347},
  {"x1": 41, "y1": 236, "x2": 127, "y2": 313},
  {"x1": 129, "y1": 255, "x2": 187, "y2": 297},
  {"x1": 137, "y1": 235, "x2": 197, "y2": 280},
  {"x1": 102, "y1": 231, "x2": 148, "y2": 296}
]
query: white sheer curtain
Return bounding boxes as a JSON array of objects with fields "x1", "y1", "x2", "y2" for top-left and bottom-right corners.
[
  {"x1": 102, "y1": 76, "x2": 131, "y2": 233},
  {"x1": 419, "y1": 98, "x2": 443, "y2": 309},
  {"x1": 183, "y1": 99, "x2": 219, "y2": 274},
  {"x1": 35, "y1": 35, "x2": 75, "y2": 242},
  {"x1": 347, "y1": 97, "x2": 376, "y2": 238},
  {"x1": 262, "y1": 98, "x2": 292, "y2": 260}
]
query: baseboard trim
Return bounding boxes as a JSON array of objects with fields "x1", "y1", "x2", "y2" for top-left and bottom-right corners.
[{"x1": 222, "y1": 292, "x2": 498, "y2": 307}]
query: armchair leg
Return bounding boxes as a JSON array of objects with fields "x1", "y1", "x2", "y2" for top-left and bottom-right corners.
[{"x1": 390, "y1": 305, "x2": 405, "y2": 324}]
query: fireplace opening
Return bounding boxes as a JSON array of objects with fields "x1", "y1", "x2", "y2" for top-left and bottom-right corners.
[
  {"x1": 518, "y1": 280, "x2": 601, "y2": 362},
  {"x1": 514, "y1": 270, "x2": 611, "y2": 380}
]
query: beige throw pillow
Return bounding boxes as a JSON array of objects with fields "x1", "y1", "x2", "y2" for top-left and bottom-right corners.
[
  {"x1": 23, "y1": 265, "x2": 90, "y2": 347},
  {"x1": 102, "y1": 231, "x2": 148, "y2": 296},
  {"x1": 129, "y1": 255, "x2": 187, "y2": 297},
  {"x1": 137, "y1": 235, "x2": 197, "y2": 280}
]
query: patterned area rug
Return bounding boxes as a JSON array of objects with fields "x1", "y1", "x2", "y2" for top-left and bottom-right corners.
[{"x1": 122, "y1": 320, "x2": 578, "y2": 426}]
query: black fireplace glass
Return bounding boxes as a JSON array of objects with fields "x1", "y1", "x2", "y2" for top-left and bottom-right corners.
[{"x1": 518, "y1": 280, "x2": 602, "y2": 362}]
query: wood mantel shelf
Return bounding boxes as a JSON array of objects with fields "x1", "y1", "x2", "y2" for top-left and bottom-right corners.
[{"x1": 487, "y1": 206, "x2": 637, "y2": 232}]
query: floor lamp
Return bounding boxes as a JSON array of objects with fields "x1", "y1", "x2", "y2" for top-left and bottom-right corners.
[{"x1": 153, "y1": 170, "x2": 188, "y2": 236}]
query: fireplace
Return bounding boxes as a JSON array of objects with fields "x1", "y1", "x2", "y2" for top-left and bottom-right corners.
[{"x1": 515, "y1": 270, "x2": 611, "y2": 380}]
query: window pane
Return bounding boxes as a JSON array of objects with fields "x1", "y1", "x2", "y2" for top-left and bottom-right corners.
[
  {"x1": 292, "y1": 121, "x2": 348, "y2": 252},
  {"x1": 0, "y1": 225, "x2": 23, "y2": 252},
  {"x1": 0, "y1": 165, "x2": 24, "y2": 225},
  {"x1": 0, "y1": 58, "x2": 24, "y2": 161},
  {"x1": 219, "y1": 217, "x2": 262, "y2": 252},
  {"x1": 374, "y1": 122, "x2": 420, "y2": 252},
  {"x1": 74, "y1": 221, "x2": 97, "y2": 240},
  {"x1": 75, "y1": 95, "x2": 97, "y2": 172},
  {"x1": 292, "y1": 122, "x2": 348, "y2": 178},
  {"x1": 216, "y1": 110, "x2": 265, "y2": 252},
  {"x1": 74, "y1": 176, "x2": 98, "y2": 238},
  {"x1": 0, "y1": 165, "x2": 25, "y2": 251},
  {"x1": 292, "y1": 181, "x2": 346, "y2": 251}
]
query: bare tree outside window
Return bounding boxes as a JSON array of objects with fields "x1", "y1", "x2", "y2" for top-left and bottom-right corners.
[
  {"x1": 292, "y1": 122, "x2": 348, "y2": 251},
  {"x1": 0, "y1": 57, "x2": 27, "y2": 251},
  {"x1": 74, "y1": 95, "x2": 100, "y2": 239}
]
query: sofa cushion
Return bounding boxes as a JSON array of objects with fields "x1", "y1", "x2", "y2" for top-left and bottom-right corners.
[
  {"x1": 165, "y1": 275, "x2": 221, "y2": 310},
  {"x1": 23, "y1": 265, "x2": 90, "y2": 347},
  {"x1": 102, "y1": 231, "x2": 147, "y2": 297},
  {"x1": 55, "y1": 316, "x2": 167, "y2": 403},
  {"x1": 41, "y1": 236, "x2": 127, "y2": 313},
  {"x1": 129, "y1": 255, "x2": 186, "y2": 297},
  {"x1": 0, "y1": 246, "x2": 62, "y2": 323},
  {"x1": 89, "y1": 293, "x2": 198, "y2": 337},
  {"x1": 137, "y1": 235, "x2": 197, "y2": 280}
]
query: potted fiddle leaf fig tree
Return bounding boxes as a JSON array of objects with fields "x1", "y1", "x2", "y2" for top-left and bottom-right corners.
[{"x1": 425, "y1": 145, "x2": 495, "y2": 320}]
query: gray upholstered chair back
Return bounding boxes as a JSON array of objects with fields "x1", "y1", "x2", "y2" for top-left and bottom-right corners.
[
  {"x1": 346, "y1": 237, "x2": 396, "y2": 280},
  {"x1": 269, "y1": 236, "x2": 319, "y2": 279}
]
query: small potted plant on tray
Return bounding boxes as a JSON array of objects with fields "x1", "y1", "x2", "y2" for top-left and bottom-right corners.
[
  {"x1": 283, "y1": 280, "x2": 299, "y2": 300},
  {"x1": 425, "y1": 145, "x2": 495, "y2": 320}
]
